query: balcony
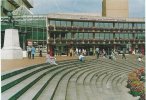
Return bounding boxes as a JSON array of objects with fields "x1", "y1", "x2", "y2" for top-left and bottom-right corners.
[{"x1": 48, "y1": 26, "x2": 144, "y2": 33}]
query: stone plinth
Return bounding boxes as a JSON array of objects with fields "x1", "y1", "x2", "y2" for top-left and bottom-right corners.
[{"x1": 1, "y1": 29, "x2": 23, "y2": 59}]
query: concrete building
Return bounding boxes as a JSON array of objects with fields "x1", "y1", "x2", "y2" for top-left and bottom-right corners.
[
  {"x1": 102, "y1": 0, "x2": 128, "y2": 17},
  {"x1": 1, "y1": 13, "x2": 145, "y2": 55},
  {"x1": 1, "y1": 0, "x2": 33, "y2": 16}
]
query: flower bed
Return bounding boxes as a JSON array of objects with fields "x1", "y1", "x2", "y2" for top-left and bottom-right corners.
[{"x1": 127, "y1": 67, "x2": 145, "y2": 100}]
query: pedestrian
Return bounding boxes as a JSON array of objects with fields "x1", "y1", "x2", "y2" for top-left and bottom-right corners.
[
  {"x1": 122, "y1": 52, "x2": 126, "y2": 59},
  {"x1": 79, "y1": 53, "x2": 85, "y2": 62},
  {"x1": 138, "y1": 56, "x2": 142, "y2": 62},
  {"x1": 39, "y1": 48, "x2": 42, "y2": 57},
  {"x1": 31, "y1": 46, "x2": 35, "y2": 59},
  {"x1": 46, "y1": 51, "x2": 58, "y2": 65},
  {"x1": 27, "y1": 46, "x2": 31, "y2": 59},
  {"x1": 95, "y1": 47, "x2": 99, "y2": 59}
]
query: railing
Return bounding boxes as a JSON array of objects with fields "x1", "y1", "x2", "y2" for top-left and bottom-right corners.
[
  {"x1": 48, "y1": 26, "x2": 145, "y2": 33},
  {"x1": 48, "y1": 38, "x2": 145, "y2": 45}
]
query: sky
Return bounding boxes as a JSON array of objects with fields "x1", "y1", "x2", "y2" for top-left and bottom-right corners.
[{"x1": 31, "y1": 0, "x2": 145, "y2": 18}]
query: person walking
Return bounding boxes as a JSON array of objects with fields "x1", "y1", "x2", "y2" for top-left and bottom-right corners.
[
  {"x1": 31, "y1": 46, "x2": 35, "y2": 59},
  {"x1": 39, "y1": 48, "x2": 42, "y2": 57},
  {"x1": 95, "y1": 47, "x2": 99, "y2": 59},
  {"x1": 27, "y1": 46, "x2": 31, "y2": 59},
  {"x1": 122, "y1": 52, "x2": 126, "y2": 59}
]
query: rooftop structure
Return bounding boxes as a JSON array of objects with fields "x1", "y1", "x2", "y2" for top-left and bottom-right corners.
[{"x1": 102, "y1": 0, "x2": 129, "y2": 17}]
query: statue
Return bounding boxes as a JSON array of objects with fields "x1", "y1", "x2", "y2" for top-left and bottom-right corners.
[{"x1": 7, "y1": 11, "x2": 15, "y2": 28}]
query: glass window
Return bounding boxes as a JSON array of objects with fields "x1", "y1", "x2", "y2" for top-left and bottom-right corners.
[
  {"x1": 66, "y1": 32, "x2": 71, "y2": 39},
  {"x1": 88, "y1": 22, "x2": 93, "y2": 27},
  {"x1": 74, "y1": 33, "x2": 78, "y2": 39},
  {"x1": 95, "y1": 22, "x2": 100, "y2": 28},
  {"x1": 95, "y1": 33, "x2": 100, "y2": 39},
  {"x1": 108, "y1": 23, "x2": 113, "y2": 28},
  {"x1": 109, "y1": 33, "x2": 113, "y2": 39},
  {"x1": 120, "y1": 33, "x2": 125, "y2": 39},
  {"x1": 60, "y1": 21, "x2": 66, "y2": 26},
  {"x1": 66, "y1": 21, "x2": 71, "y2": 27},
  {"x1": 137, "y1": 23, "x2": 142, "y2": 29},
  {"x1": 84, "y1": 22, "x2": 89, "y2": 27},
  {"x1": 78, "y1": 22, "x2": 84, "y2": 27},
  {"x1": 134, "y1": 23, "x2": 137, "y2": 28},
  {"x1": 119, "y1": 23, "x2": 124, "y2": 28},
  {"x1": 115, "y1": 33, "x2": 120, "y2": 39},
  {"x1": 104, "y1": 23, "x2": 109, "y2": 28},
  {"x1": 114, "y1": 23, "x2": 119, "y2": 28},
  {"x1": 141, "y1": 33, "x2": 145, "y2": 39},
  {"x1": 84, "y1": 33, "x2": 88, "y2": 39},
  {"x1": 142, "y1": 23, "x2": 145, "y2": 29},
  {"x1": 128, "y1": 23, "x2": 132, "y2": 29},
  {"x1": 123, "y1": 23, "x2": 128, "y2": 29},
  {"x1": 104, "y1": 33, "x2": 109, "y2": 39},
  {"x1": 124, "y1": 33, "x2": 129, "y2": 39},
  {"x1": 73, "y1": 21, "x2": 78, "y2": 26},
  {"x1": 55, "y1": 21, "x2": 60, "y2": 26},
  {"x1": 129, "y1": 33, "x2": 133, "y2": 39},
  {"x1": 79, "y1": 33, "x2": 84, "y2": 39},
  {"x1": 88, "y1": 33, "x2": 93, "y2": 39},
  {"x1": 49, "y1": 20, "x2": 55, "y2": 26},
  {"x1": 99, "y1": 23, "x2": 104, "y2": 28},
  {"x1": 100, "y1": 33, "x2": 104, "y2": 39}
]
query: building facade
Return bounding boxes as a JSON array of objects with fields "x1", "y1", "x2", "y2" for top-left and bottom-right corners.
[
  {"x1": 1, "y1": 0, "x2": 33, "y2": 16},
  {"x1": 1, "y1": 14, "x2": 145, "y2": 56},
  {"x1": 102, "y1": 0, "x2": 128, "y2": 17},
  {"x1": 47, "y1": 14, "x2": 145, "y2": 56}
]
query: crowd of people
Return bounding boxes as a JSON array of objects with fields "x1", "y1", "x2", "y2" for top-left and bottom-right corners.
[{"x1": 26, "y1": 46, "x2": 144, "y2": 65}]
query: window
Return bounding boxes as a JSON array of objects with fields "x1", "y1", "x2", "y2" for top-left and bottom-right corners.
[
  {"x1": 120, "y1": 33, "x2": 125, "y2": 39},
  {"x1": 103, "y1": 23, "x2": 109, "y2": 28},
  {"x1": 88, "y1": 22, "x2": 93, "y2": 27},
  {"x1": 84, "y1": 22, "x2": 89, "y2": 27},
  {"x1": 109, "y1": 33, "x2": 113, "y2": 39},
  {"x1": 55, "y1": 21, "x2": 60, "y2": 26},
  {"x1": 142, "y1": 23, "x2": 145, "y2": 29},
  {"x1": 88, "y1": 33, "x2": 93, "y2": 39},
  {"x1": 66, "y1": 21, "x2": 71, "y2": 27},
  {"x1": 108, "y1": 23, "x2": 113, "y2": 28},
  {"x1": 95, "y1": 22, "x2": 100, "y2": 28},
  {"x1": 95, "y1": 33, "x2": 100, "y2": 39},
  {"x1": 119, "y1": 23, "x2": 124, "y2": 28},
  {"x1": 66, "y1": 32, "x2": 71, "y2": 39},
  {"x1": 128, "y1": 23, "x2": 132, "y2": 29},
  {"x1": 124, "y1": 33, "x2": 129, "y2": 39},
  {"x1": 104, "y1": 33, "x2": 109, "y2": 39},
  {"x1": 60, "y1": 21, "x2": 66, "y2": 26},
  {"x1": 99, "y1": 23, "x2": 104, "y2": 28},
  {"x1": 50, "y1": 20, "x2": 55, "y2": 26},
  {"x1": 84, "y1": 33, "x2": 88, "y2": 39},
  {"x1": 114, "y1": 23, "x2": 119, "y2": 28},
  {"x1": 129, "y1": 33, "x2": 133, "y2": 39},
  {"x1": 123, "y1": 23, "x2": 128, "y2": 29},
  {"x1": 115, "y1": 33, "x2": 120, "y2": 39},
  {"x1": 78, "y1": 33, "x2": 84, "y2": 39},
  {"x1": 100, "y1": 33, "x2": 104, "y2": 39}
]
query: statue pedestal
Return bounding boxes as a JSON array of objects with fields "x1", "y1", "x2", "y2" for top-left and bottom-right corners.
[{"x1": 1, "y1": 29, "x2": 23, "y2": 59}]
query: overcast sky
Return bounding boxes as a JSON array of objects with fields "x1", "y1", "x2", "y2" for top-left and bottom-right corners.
[{"x1": 31, "y1": 0, "x2": 145, "y2": 18}]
